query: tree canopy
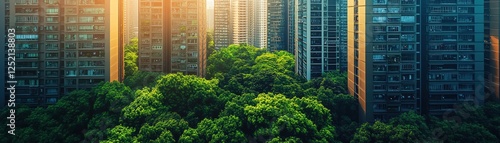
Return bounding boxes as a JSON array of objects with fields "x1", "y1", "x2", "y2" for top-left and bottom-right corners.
[{"x1": 2, "y1": 44, "x2": 500, "y2": 143}]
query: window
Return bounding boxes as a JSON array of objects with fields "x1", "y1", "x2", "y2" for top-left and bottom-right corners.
[
  {"x1": 458, "y1": 54, "x2": 474, "y2": 61},
  {"x1": 458, "y1": 44, "x2": 474, "y2": 50},
  {"x1": 46, "y1": 17, "x2": 58, "y2": 22},
  {"x1": 79, "y1": 16, "x2": 93, "y2": 22},
  {"x1": 374, "y1": 65, "x2": 387, "y2": 71},
  {"x1": 373, "y1": 45, "x2": 387, "y2": 51},
  {"x1": 79, "y1": 25, "x2": 93, "y2": 31},
  {"x1": 401, "y1": 16, "x2": 415, "y2": 23},
  {"x1": 387, "y1": 26, "x2": 400, "y2": 32},
  {"x1": 373, "y1": 17, "x2": 387, "y2": 23},
  {"x1": 374, "y1": 85, "x2": 386, "y2": 90},
  {"x1": 46, "y1": 61, "x2": 59, "y2": 68},
  {"x1": 65, "y1": 0, "x2": 77, "y2": 5},
  {"x1": 458, "y1": 64, "x2": 474, "y2": 70},
  {"x1": 373, "y1": 0, "x2": 387, "y2": 5},
  {"x1": 65, "y1": 8, "x2": 77, "y2": 14},
  {"x1": 388, "y1": 8, "x2": 400, "y2": 13},
  {"x1": 46, "y1": 8, "x2": 58, "y2": 14},
  {"x1": 374, "y1": 35, "x2": 386, "y2": 42},
  {"x1": 80, "y1": 8, "x2": 105, "y2": 14},
  {"x1": 402, "y1": 44, "x2": 414, "y2": 51},
  {"x1": 373, "y1": 75, "x2": 387, "y2": 81},
  {"x1": 373, "y1": 8, "x2": 387, "y2": 13},
  {"x1": 16, "y1": 16, "x2": 38, "y2": 23},
  {"x1": 373, "y1": 26, "x2": 386, "y2": 32},
  {"x1": 373, "y1": 54, "x2": 387, "y2": 61},
  {"x1": 401, "y1": 34, "x2": 415, "y2": 41},
  {"x1": 15, "y1": 34, "x2": 38, "y2": 40},
  {"x1": 401, "y1": 64, "x2": 415, "y2": 71},
  {"x1": 66, "y1": 16, "x2": 77, "y2": 23},
  {"x1": 388, "y1": 17, "x2": 401, "y2": 23},
  {"x1": 66, "y1": 61, "x2": 76, "y2": 67},
  {"x1": 45, "y1": 34, "x2": 58, "y2": 40}
]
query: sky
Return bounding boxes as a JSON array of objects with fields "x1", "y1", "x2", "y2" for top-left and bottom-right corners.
[{"x1": 207, "y1": 0, "x2": 214, "y2": 8}]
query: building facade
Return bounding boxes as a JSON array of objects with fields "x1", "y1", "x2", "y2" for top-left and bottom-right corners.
[
  {"x1": 267, "y1": 0, "x2": 289, "y2": 52},
  {"x1": 138, "y1": 0, "x2": 207, "y2": 77},
  {"x1": 214, "y1": 0, "x2": 232, "y2": 49},
  {"x1": 231, "y1": 0, "x2": 254, "y2": 45},
  {"x1": 349, "y1": 0, "x2": 485, "y2": 122},
  {"x1": 3, "y1": 0, "x2": 123, "y2": 106},
  {"x1": 297, "y1": 0, "x2": 348, "y2": 80},
  {"x1": 124, "y1": 0, "x2": 139, "y2": 44},
  {"x1": 424, "y1": 0, "x2": 485, "y2": 116},
  {"x1": 254, "y1": 0, "x2": 267, "y2": 48}
]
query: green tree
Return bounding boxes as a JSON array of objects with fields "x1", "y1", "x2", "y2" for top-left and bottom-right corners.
[
  {"x1": 124, "y1": 38, "x2": 139, "y2": 78},
  {"x1": 154, "y1": 73, "x2": 234, "y2": 126},
  {"x1": 431, "y1": 120, "x2": 498, "y2": 143},
  {"x1": 179, "y1": 116, "x2": 247, "y2": 143},
  {"x1": 101, "y1": 125, "x2": 136, "y2": 143},
  {"x1": 243, "y1": 93, "x2": 337, "y2": 142}
]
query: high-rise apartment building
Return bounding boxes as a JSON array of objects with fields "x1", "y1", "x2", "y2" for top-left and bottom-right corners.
[
  {"x1": 170, "y1": 0, "x2": 207, "y2": 76},
  {"x1": 296, "y1": 0, "x2": 348, "y2": 80},
  {"x1": 348, "y1": 0, "x2": 484, "y2": 122},
  {"x1": 214, "y1": 0, "x2": 232, "y2": 49},
  {"x1": 138, "y1": 0, "x2": 170, "y2": 73},
  {"x1": 2, "y1": 0, "x2": 123, "y2": 106},
  {"x1": 231, "y1": 0, "x2": 254, "y2": 45},
  {"x1": 254, "y1": 0, "x2": 267, "y2": 48},
  {"x1": 424, "y1": 0, "x2": 485, "y2": 116},
  {"x1": 138, "y1": 0, "x2": 207, "y2": 77},
  {"x1": 486, "y1": 0, "x2": 500, "y2": 100},
  {"x1": 124, "y1": 0, "x2": 139, "y2": 44},
  {"x1": 207, "y1": 6, "x2": 214, "y2": 31}
]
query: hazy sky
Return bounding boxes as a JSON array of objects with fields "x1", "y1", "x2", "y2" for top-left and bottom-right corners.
[{"x1": 207, "y1": 0, "x2": 214, "y2": 8}]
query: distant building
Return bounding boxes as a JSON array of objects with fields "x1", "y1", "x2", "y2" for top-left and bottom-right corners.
[
  {"x1": 124, "y1": 0, "x2": 139, "y2": 44},
  {"x1": 138, "y1": 0, "x2": 207, "y2": 77},
  {"x1": 267, "y1": 0, "x2": 289, "y2": 52},
  {"x1": 231, "y1": 0, "x2": 254, "y2": 45},
  {"x1": 296, "y1": 0, "x2": 348, "y2": 80},
  {"x1": 254, "y1": 0, "x2": 268, "y2": 48},
  {"x1": 207, "y1": 7, "x2": 215, "y2": 31},
  {"x1": 214, "y1": 0, "x2": 232, "y2": 49}
]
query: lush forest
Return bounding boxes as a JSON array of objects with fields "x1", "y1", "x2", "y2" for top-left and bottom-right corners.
[{"x1": 1, "y1": 42, "x2": 500, "y2": 143}]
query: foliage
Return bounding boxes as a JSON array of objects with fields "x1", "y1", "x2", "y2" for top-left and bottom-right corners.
[
  {"x1": 3, "y1": 44, "x2": 500, "y2": 143},
  {"x1": 125, "y1": 38, "x2": 139, "y2": 78}
]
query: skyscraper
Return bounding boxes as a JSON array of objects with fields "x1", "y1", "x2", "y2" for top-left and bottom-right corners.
[
  {"x1": 3, "y1": 0, "x2": 123, "y2": 106},
  {"x1": 231, "y1": 0, "x2": 254, "y2": 45},
  {"x1": 124, "y1": 0, "x2": 139, "y2": 44},
  {"x1": 267, "y1": 0, "x2": 289, "y2": 52},
  {"x1": 170, "y1": 0, "x2": 207, "y2": 76},
  {"x1": 296, "y1": 0, "x2": 348, "y2": 80},
  {"x1": 254, "y1": 0, "x2": 268, "y2": 48},
  {"x1": 214, "y1": 0, "x2": 232, "y2": 49},
  {"x1": 424, "y1": 0, "x2": 485, "y2": 116},
  {"x1": 138, "y1": 0, "x2": 207, "y2": 77},
  {"x1": 349, "y1": 0, "x2": 485, "y2": 122}
]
